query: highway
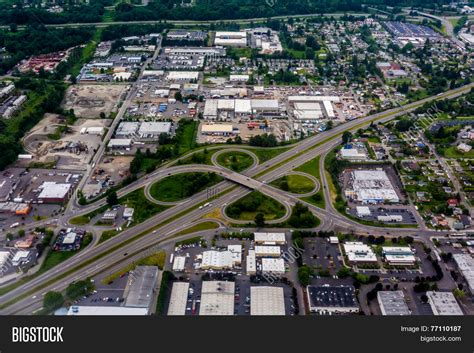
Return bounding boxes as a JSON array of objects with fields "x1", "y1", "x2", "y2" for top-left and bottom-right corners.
[{"x1": 0, "y1": 79, "x2": 472, "y2": 314}]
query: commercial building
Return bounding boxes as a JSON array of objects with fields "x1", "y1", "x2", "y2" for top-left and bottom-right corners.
[
  {"x1": 261, "y1": 258, "x2": 285, "y2": 275},
  {"x1": 203, "y1": 99, "x2": 279, "y2": 120},
  {"x1": 80, "y1": 126, "x2": 105, "y2": 136},
  {"x1": 377, "y1": 291, "x2": 411, "y2": 315},
  {"x1": 214, "y1": 31, "x2": 247, "y2": 47},
  {"x1": 254, "y1": 232, "x2": 286, "y2": 245},
  {"x1": 452, "y1": 254, "x2": 474, "y2": 294},
  {"x1": 167, "y1": 282, "x2": 190, "y2": 316},
  {"x1": 166, "y1": 71, "x2": 200, "y2": 81},
  {"x1": 345, "y1": 169, "x2": 399, "y2": 204},
  {"x1": 201, "y1": 250, "x2": 234, "y2": 270},
  {"x1": 67, "y1": 306, "x2": 149, "y2": 316},
  {"x1": 138, "y1": 122, "x2": 172, "y2": 139},
  {"x1": 250, "y1": 286, "x2": 285, "y2": 316},
  {"x1": 307, "y1": 285, "x2": 359, "y2": 314},
  {"x1": 382, "y1": 247, "x2": 416, "y2": 266},
  {"x1": 11, "y1": 250, "x2": 31, "y2": 267},
  {"x1": 172, "y1": 256, "x2": 186, "y2": 272},
  {"x1": 53, "y1": 228, "x2": 85, "y2": 251},
  {"x1": 254, "y1": 245, "x2": 281, "y2": 257},
  {"x1": 108, "y1": 138, "x2": 132, "y2": 149},
  {"x1": 343, "y1": 242, "x2": 377, "y2": 264},
  {"x1": 356, "y1": 206, "x2": 371, "y2": 217},
  {"x1": 246, "y1": 249, "x2": 256, "y2": 275},
  {"x1": 227, "y1": 245, "x2": 242, "y2": 266},
  {"x1": 201, "y1": 124, "x2": 235, "y2": 136},
  {"x1": 340, "y1": 147, "x2": 368, "y2": 161},
  {"x1": 426, "y1": 291, "x2": 463, "y2": 316},
  {"x1": 116, "y1": 121, "x2": 140, "y2": 137},
  {"x1": 199, "y1": 281, "x2": 235, "y2": 316},
  {"x1": 377, "y1": 215, "x2": 403, "y2": 222},
  {"x1": 124, "y1": 266, "x2": 159, "y2": 309},
  {"x1": 37, "y1": 182, "x2": 72, "y2": 203}
]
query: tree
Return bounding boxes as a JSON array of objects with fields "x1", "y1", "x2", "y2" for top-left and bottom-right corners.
[
  {"x1": 99, "y1": 112, "x2": 106, "y2": 119},
  {"x1": 342, "y1": 131, "x2": 352, "y2": 144},
  {"x1": 174, "y1": 91, "x2": 183, "y2": 101},
  {"x1": 43, "y1": 291, "x2": 64, "y2": 312},
  {"x1": 254, "y1": 213, "x2": 265, "y2": 228},
  {"x1": 297, "y1": 265, "x2": 311, "y2": 286},
  {"x1": 106, "y1": 190, "x2": 118, "y2": 207},
  {"x1": 18, "y1": 229, "x2": 25, "y2": 238},
  {"x1": 66, "y1": 279, "x2": 95, "y2": 300}
]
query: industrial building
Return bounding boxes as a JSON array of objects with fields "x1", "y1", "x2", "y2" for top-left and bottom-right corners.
[
  {"x1": 108, "y1": 138, "x2": 132, "y2": 149},
  {"x1": 343, "y1": 242, "x2": 377, "y2": 264},
  {"x1": 254, "y1": 246, "x2": 281, "y2": 257},
  {"x1": 203, "y1": 99, "x2": 279, "y2": 120},
  {"x1": 250, "y1": 286, "x2": 285, "y2": 316},
  {"x1": 201, "y1": 250, "x2": 234, "y2": 270},
  {"x1": 261, "y1": 258, "x2": 285, "y2": 275},
  {"x1": 166, "y1": 71, "x2": 200, "y2": 81},
  {"x1": 138, "y1": 122, "x2": 172, "y2": 139},
  {"x1": 37, "y1": 182, "x2": 72, "y2": 203},
  {"x1": 116, "y1": 121, "x2": 140, "y2": 137},
  {"x1": 214, "y1": 31, "x2": 247, "y2": 47},
  {"x1": 452, "y1": 254, "x2": 474, "y2": 294},
  {"x1": 377, "y1": 291, "x2": 411, "y2": 315},
  {"x1": 289, "y1": 95, "x2": 339, "y2": 120},
  {"x1": 124, "y1": 266, "x2": 159, "y2": 310},
  {"x1": 345, "y1": 169, "x2": 399, "y2": 204},
  {"x1": 382, "y1": 247, "x2": 416, "y2": 266},
  {"x1": 426, "y1": 291, "x2": 463, "y2": 316},
  {"x1": 307, "y1": 285, "x2": 359, "y2": 315},
  {"x1": 172, "y1": 256, "x2": 186, "y2": 272},
  {"x1": 254, "y1": 232, "x2": 286, "y2": 245},
  {"x1": 247, "y1": 249, "x2": 256, "y2": 275},
  {"x1": 199, "y1": 281, "x2": 235, "y2": 316},
  {"x1": 167, "y1": 282, "x2": 190, "y2": 315},
  {"x1": 201, "y1": 124, "x2": 235, "y2": 136}
]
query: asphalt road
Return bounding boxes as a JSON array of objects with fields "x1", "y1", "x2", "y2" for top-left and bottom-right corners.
[{"x1": 0, "y1": 81, "x2": 472, "y2": 315}]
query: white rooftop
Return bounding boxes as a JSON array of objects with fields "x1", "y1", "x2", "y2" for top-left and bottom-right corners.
[
  {"x1": 67, "y1": 306, "x2": 148, "y2": 316},
  {"x1": 38, "y1": 182, "x2": 71, "y2": 199},
  {"x1": 167, "y1": 282, "x2": 190, "y2": 316},
  {"x1": 199, "y1": 281, "x2": 235, "y2": 316},
  {"x1": 261, "y1": 258, "x2": 285, "y2": 274},
  {"x1": 426, "y1": 291, "x2": 463, "y2": 316},
  {"x1": 251, "y1": 286, "x2": 285, "y2": 316},
  {"x1": 343, "y1": 242, "x2": 377, "y2": 263}
]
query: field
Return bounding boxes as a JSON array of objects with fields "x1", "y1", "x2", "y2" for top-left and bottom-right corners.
[
  {"x1": 226, "y1": 191, "x2": 286, "y2": 220},
  {"x1": 149, "y1": 172, "x2": 223, "y2": 202},
  {"x1": 295, "y1": 156, "x2": 325, "y2": 208},
  {"x1": 251, "y1": 147, "x2": 290, "y2": 163},
  {"x1": 216, "y1": 151, "x2": 254, "y2": 172},
  {"x1": 443, "y1": 146, "x2": 474, "y2": 159},
  {"x1": 175, "y1": 221, "x2": 219, "y2": 236},
  {"x1": 270, "y1": 174, "x2": 315, "y2": 194}
]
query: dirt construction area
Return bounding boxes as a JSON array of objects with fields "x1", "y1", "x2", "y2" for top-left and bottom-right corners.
[
  {"x1": 62, "y1": 84, "x2": 128, "y2": 118},
  {"x1": 22, "y1": 114, "x2": 111, "y2": 170}
]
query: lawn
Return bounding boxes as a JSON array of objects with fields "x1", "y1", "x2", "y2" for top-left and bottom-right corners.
[
  {"x1": 443, "y1": 146, "x2": 474, "y2": 159},
  {"x1": 216, "y1": 151, "x2": 254, "y2": 172},
  {"x1": 250, "y1": 147, "x2": 290, "y2": 164},
  {"x1": 225, "y1": 191, "x2": 286, "y2": 221},
  {"x1": 149, "y1": 172, "x2": 223, "y2": 202},
  {"x1": 175, "y1": 221, "x2": 219, "y2": 236},
  {"x1": 295, "y1": 156, "x2": 325, "y2": 208},
  {"x1": 176, "y1": 120, "x2": 199, "y2": 154},
  {"x1": 102, "y1": 251, "x2": 166, "y2": 284},
  {"x1": 270, "y1": 174, "x2": 315, "y2": 194}
]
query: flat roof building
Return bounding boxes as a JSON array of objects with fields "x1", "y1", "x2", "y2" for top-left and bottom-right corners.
[
  {"x1": 67, "y1": 306, "x2": 149, "y2": 316},
  {"x1": 201, "y1": 250, "x2": 233, "y2": 270},
  {"x1": 452, "y1": 254, "x2": 474, "y2": 294},
  {"x1": 172, "y1": 256, "x2": 186, "y2": 272},
  {"x1": 167, "y1": 282, "x2": 190, "y2": 316},
  {"x1": 307, "y1": 285, "x2": 359, "y2": 315},
  {"x1": 426, "y1": 291, "x2": 463, "y2": 315},
  {"x1": 37, "y1": 182, "x2": 72, "y2": 203},
  {"x1": 382, "y1": 247, "x2": 416, "y2": 266},
  {"x1": 343, "y1": 242, "x2": 377, "y2": 264},
  {"x1": 377, "y1": 290, "x2": 411, "y2": 315},
  {"x1": 261, "y1": 258, "x2": 285, "y2": 275},
  {"x1": 247, "y1": 249, "x2": 256, "y2": 275},
  {"x1": 254, "y1": 232, "x2": 286, "y2": 245},
  {"x1": 199, "y1": 281, "x2": 235, "y2": 316},
  {"x1": 124, "y1": 266, "x2": 159, "y2": 309},
  {"x1": 250, "y1": 286, "x2": 285, "y2": 316},
  {"x1": 108, "y1": 138, "x2": 132, "y2": 149},
  {"x1": 138, "y1": 122, "x2": 172, "y2": 139},
  {"x1": 201, "y1": 124, "x2": 234, "y2": 136},
  {"x1": 166, "y1": 71, "x2": 199, "y2": 81},
  {"x1": 254, "y1": 245, "x2": 281, "y2": 257},
  {"x1": 346, "y1": 169, "x2": 399, "y2": 204}
]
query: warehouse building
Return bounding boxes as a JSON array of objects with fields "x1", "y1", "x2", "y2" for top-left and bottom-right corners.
[
  {"x1": 172, "y1": 256, "x2": 186, "y2": 272},
  {"x1": 201, "y1": 250, "x2": 234, "y2": 270},
  {"x1": 343, "y1": 242, "x2": 377, "y2": 265},
  {"x1": 247, "y1": 249, "x2": 256, "y2": 275},
  {"x1": 227, "y1": 245, "x2": 242, "y2": 266},
  {"x1": 199, "y1": 281, "x2": 235, "y2": 316},
  {"x1": 166, "y1": 71, "x2": 200, "y2": 81},
  {"x1": 254, "y1": 232, "x2": 286, "y2": 245},
  {"x1": 163, "y1": 47, "x2": 224, "y2": 57},
  {"x1": 37, "y1": 182, "x2": 72, "y2": 203},
  {"x1": 382, "y1": 247, "x2": 416, "y2": 266},
  {"x1": 108, "y1": 138, "x2": 132, "y2": 149},
  {"x1": 167, "y1": 282, "x2": 190, "y2": 316},
  {"x1": 377, "y1": 290, "x2": 411, "y2": 315},
  {"x1": 452, "y1": 254, "x2": 474, "y2": 294},
  {"x1": 261, "y1": 258, "x2": 285, "y2": 275},
  {"x1": 254, "y1": 245, "x2": 281, "y2": 257},
  {"x1": 250, "y1": 286, "x2": 285, "y2": 316},
  {"x1": 426, "y1": 291, "x2": 463, "y2": 315},
  {"x1": 124, "y1": 266, "x2": 159, "y2": 310},
  {"x1": 116, "y1": 121, "x2": 140, "y2": 137},
  {"x1": 377, "y1": 215, "x2": 403, "y2": 222},
  {"x1": 345, "y1": 169, "x2": 399, "y2": 204},
  {"x1": 307, "y1": 285, "x2": 359, "y2": 315},
  {"x1": 214, "y1": 31, "x2": 247, "y2": 47},
  {"x1": 138, "y1": 122, "x2": 172, "y2": 140},
  {"x1": 203, "y1": 99, "x2": 279, "y2": 120},
  {"x1": 201, "y1": 124, "x2": 235, "y2": 136},
  {"x1": 68, "y1": 306, "x2": 149, "y2": 315}
]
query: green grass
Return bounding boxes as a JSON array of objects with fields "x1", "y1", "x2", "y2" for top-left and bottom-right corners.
[
  {"x1": 99, "y1": 229, "x2": 120, "y2": 244},
  {"x1": 149, "y1": 172, "x2": 223, "y2": 202},
  {"x1": 295, "y1": 156, "x2": 325, "y2": 208},
  {"x1": 176, "y1": 120, "x2": 199, "y2": 154},
  {"x1": 250, "y1": 147, "x2": 290, "y2": 164},
  {"x1": 70, "y1": 28, "x2": 103, "y2": 78},
  {"x1": 270, "y1": 174, "x2": 315, "y2": 194},
  {"x1": 175, "y1": 221, "x2": 219, "y2": 236},
  {"x1": 216, "y1": 151, "x2": 254, "y2": 172},
  {"x1": 443, "y1": 146, "x2": 474, "y2": 159},
  {"x1": 226, "y1": 191, "x2": 286, "y2": 221},
  {"x1": 102, "y1": 251, "x2": 166, "y2": 284}
]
